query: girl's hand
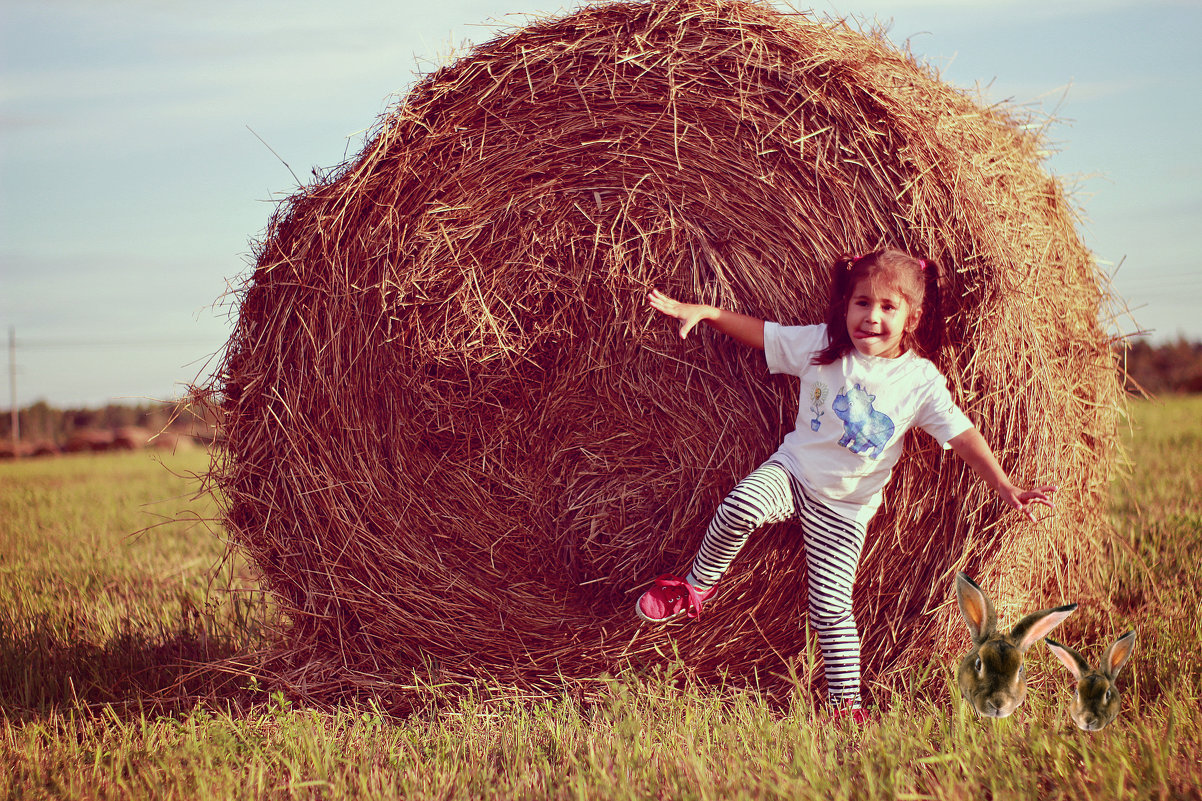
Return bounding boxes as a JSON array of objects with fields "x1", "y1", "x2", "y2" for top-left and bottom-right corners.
[
  {"x1": 1001, "y1": 484, "x2": 1058, "y2": 523},
  {"x1": 948, "y1": 429, "x2": 1057, "y2": 523},
  {"x1": 648, "y1": 289, "x2": 714, "y2": 339}
]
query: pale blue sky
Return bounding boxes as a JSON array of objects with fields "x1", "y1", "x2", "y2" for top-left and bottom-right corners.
[{"x1": 2, "y1": 0, "x2": 1199, "y2": 408}]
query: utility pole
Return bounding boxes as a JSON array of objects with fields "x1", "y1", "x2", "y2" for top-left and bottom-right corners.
[{"x1": 8, "y1": 326, "x2": 17, "y2": 453}]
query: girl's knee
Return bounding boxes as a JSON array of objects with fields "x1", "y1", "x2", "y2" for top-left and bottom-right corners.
[
  {"x1": 717, "y1": 497, "x2": 772, "y2": 531},
  {"x1": 808, "y1": 605, "x2": 855, "y2": 632}
]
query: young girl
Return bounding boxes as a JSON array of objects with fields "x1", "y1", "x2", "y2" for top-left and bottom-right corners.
[{"x1": 637, "y1": 248, "x2": 1056, "y2": 719}]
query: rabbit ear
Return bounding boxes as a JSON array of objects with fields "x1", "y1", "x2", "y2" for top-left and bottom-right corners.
[
  {"x1": 1102, "y1": 630, "x2": 1137, "y2": 679},
  {"x1": 1044, "y1": 637, "x2": 1087, "y2": 681},
  {"x1": 955, "y1": 573, "x2": 996, "y2": 641},
  {"x1": 1012, "y1": 603, "x2": 1078, "y2": 651}
]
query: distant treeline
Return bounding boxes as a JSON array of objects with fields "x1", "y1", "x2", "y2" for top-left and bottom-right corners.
[
  {"x1": 1121, "y1": 337, "x2": 1202, "y2": 396},
  {"x1": 0, "y1": 399, "x2": 217, "y2": 458},
  {"x1": 1, "y1": 400, "x2": 200, "y2": 441}
]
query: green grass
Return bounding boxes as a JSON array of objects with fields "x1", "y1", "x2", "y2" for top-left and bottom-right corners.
[
  {"x1": 2, "y1": 399, "x2": 1201, "y2": 800},
  {"x1": 0, "y1": 450, "x2": 267, "y2": 718}
]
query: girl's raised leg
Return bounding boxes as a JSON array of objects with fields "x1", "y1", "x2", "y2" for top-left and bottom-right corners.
[
  {"x1": 636, "y1": 462, "x2": 795, "y2": 623},
  {"x1": 687, "y1": 462, "x2": 796, "y2": 588}
]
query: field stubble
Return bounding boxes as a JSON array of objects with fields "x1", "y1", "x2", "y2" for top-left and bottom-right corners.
[{"x1": 1, "y1": 398, "x2": 1200, "y2": 800}]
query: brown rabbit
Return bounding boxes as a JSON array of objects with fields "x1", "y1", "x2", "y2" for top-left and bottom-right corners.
[
  {"x1": 955, "y1": 572, "x2": 1077, "y2": 718},
  {"x1": 1044, "y1": 631, "x2": 1136, "y2": 731}
]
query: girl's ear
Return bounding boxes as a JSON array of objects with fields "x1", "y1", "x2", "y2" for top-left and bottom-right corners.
[{"x1": 906, "y1": 304, "x2": 923, "y2": 333}]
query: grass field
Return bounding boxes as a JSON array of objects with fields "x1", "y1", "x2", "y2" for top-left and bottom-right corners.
[{"x1": 2, "y1": 398, "x2": 1200, "y2": 799}]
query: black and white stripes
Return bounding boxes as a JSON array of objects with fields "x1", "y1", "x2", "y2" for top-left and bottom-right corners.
[{"x1": 685, "y1": 461, "x2": 868, "y2": 707}]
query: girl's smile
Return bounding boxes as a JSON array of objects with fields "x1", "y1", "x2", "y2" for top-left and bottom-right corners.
[{"x1": 846, "y1": 281, "x2": 914, "y2": 358}]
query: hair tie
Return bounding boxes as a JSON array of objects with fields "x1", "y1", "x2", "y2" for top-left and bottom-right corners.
[{"x1": 918, "y1": 258, "x2": 929, "y2": 272}]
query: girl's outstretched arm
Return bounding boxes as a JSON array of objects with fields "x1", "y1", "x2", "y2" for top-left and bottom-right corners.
[
  {"x1": 647, "y1": 289, "x2": 765, "y2": 350},
  {"x1": 948, "y1": 428, "x2": 1057, "y2": 523}
]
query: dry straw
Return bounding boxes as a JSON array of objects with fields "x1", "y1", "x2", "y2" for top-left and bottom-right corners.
[{"x1": 197, "y1": 0, "x2": 1123, "y2": 707}]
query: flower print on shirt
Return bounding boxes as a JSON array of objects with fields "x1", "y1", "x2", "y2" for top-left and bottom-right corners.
[{"x1": 809, "y1": 382, "x2": 829, "y2": 431}]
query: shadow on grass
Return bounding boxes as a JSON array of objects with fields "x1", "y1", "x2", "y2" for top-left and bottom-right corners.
[{"x1": 0, "y1": 614, "x2": 257, "y2": 721}]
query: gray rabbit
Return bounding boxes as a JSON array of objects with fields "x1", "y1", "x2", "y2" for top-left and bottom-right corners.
[
  {"x1": 955, "y1": 572, "x2": 1077, "y2": 718},
  {"x1": 1044, "y1": 631, "x2": 1137, "y2": 731}
]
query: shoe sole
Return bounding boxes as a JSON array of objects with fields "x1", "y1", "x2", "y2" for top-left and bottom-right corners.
[{"x1": 634, "y1": 602, "x2": 689, "y2": 624}]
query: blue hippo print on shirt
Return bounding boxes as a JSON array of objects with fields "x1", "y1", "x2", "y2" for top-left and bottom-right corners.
[{"x1": 831, "y1": 384, "x2": 895, "y2": 458}]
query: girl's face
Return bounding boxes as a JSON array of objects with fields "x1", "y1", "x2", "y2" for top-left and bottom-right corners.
[{"x1": 845, "y1": 278, "x2": 917, "y2": 359}]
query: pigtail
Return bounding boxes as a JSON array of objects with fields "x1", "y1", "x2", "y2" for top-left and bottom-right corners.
[
  {"x1": 826, "y1": 253, "x2": 861, "y2": 326},
  {"x1": 913, "y1": 256, "x2": 946, "y2": 361},
  {"x1": 812, "y1": 252, "x2": 866, "y2": 364}
]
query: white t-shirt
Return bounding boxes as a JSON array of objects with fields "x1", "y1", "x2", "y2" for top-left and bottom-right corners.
[{"x1": 763, "y1": 322, "x2": 973, "y2": 524}]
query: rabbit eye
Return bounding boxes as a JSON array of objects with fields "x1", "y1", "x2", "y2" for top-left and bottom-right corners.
[
  {"x1": 1018, "y1": 664, "x2": 1025, "y2": 677},
  {"x1": 974, "y1": 657, "x2": 982, "y2": 673},
  {"x1": 1105, "y1": 689, "x2": 1113, "y2": 702}
]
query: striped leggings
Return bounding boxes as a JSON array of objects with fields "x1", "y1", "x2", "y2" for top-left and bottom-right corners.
[{"x1": 687, "y1": 461, "x2": 868, "y2": 707}]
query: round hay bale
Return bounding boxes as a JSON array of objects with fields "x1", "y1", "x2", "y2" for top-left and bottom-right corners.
[
  {"x1": 148, "y1": 430, "x2": 197, "y2": 453},
  {"x1": 64, "y1": 428, "x2": 115, "y2": 453},
  {"x1": 114, "y1": 425, "x2": 153, "y2": 450},
  {"x1": 203, "y1": 0, "x2": 1122, "y2": 704}
]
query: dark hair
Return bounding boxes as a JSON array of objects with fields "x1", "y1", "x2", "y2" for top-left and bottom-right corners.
[{"x1": 811, "y1": 247, "x2": 944, "y2": 365}]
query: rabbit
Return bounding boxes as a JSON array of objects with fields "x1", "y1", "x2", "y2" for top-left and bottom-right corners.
[
  {"x1": 1044, "y1": 630, "x2": 1136, "y2": 731},
  {"x1": 955, "y1": 572, "x2": 1077, "y2": 718}
]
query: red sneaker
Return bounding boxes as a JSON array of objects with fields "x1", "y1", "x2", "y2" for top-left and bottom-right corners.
[
  {"x1": 827, "y1": 705, "x2": 872, "y2": 725},
  {"x1": 635, "y1": 575, "x2": 717, "y2": 623}
]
